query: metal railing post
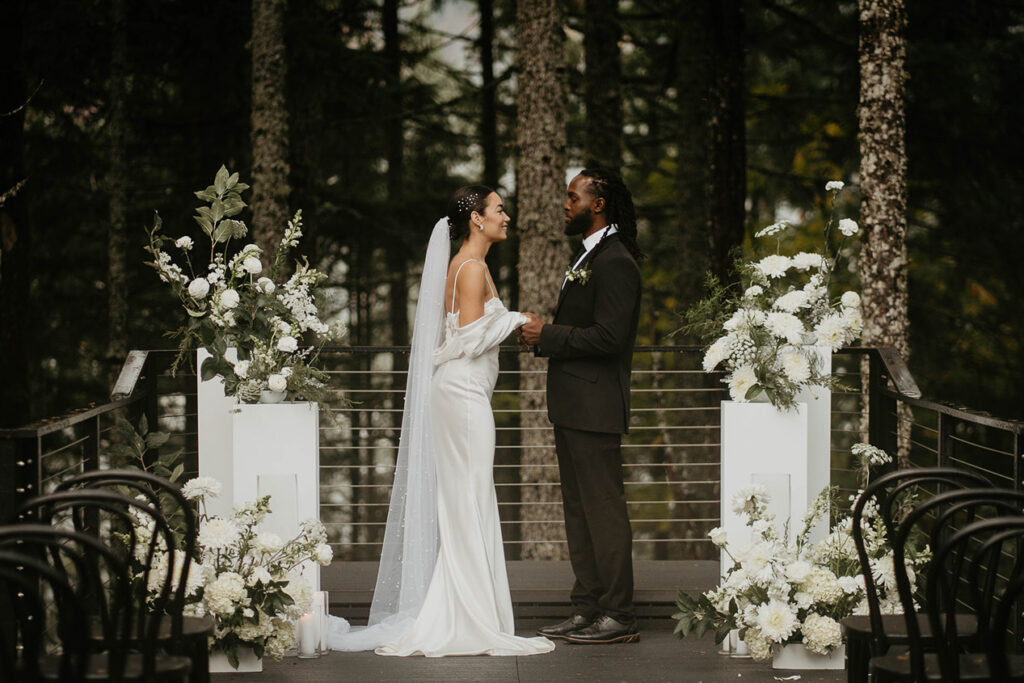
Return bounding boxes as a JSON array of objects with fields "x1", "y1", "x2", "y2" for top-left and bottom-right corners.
[{"x1": 868, "y1": 350, "x2": 899, "y2": 460}]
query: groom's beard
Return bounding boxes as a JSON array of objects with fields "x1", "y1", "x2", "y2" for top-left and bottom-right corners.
[{"x1": 564, "y1": 209, "x2": 592, "y2": 236}]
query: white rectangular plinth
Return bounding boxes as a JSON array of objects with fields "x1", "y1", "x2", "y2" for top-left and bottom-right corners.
[
  {"x1": 197, "y1": 349, "x2": 237, "y2": 520},
  {"x1": 232, "y1": 402, "x2": 320, "y2": 591}
]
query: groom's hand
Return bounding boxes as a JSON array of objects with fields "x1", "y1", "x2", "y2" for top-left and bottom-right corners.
[{"x1": 520, "y1": 313, "x2": 545, "y2": 346}]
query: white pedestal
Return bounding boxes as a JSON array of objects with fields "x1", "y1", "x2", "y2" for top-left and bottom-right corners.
[
  {"x1": 232, "y1": 401, "x2": 321, "y2": 592},
  {"x1": 197, "y1": 348, "x2": 238, "y2": 520},
  {"x1": 209, "y1": 647, "x2": 263, "y2": 673},
  {"x1": 773, "y1": 642, "x2": 845, "y2": 670},
  {"x1": 720, "y1": 349, "x2": 831, "y2": 577}
]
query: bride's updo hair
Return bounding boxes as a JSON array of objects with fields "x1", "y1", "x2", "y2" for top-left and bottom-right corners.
[{"x1": 446, "y1": 185, "x2": 493, "y2": 240}]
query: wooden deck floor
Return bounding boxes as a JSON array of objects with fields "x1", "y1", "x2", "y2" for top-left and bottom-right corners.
[{"x1": 210, "y1": 560, "x2": 848, "y2": 681}]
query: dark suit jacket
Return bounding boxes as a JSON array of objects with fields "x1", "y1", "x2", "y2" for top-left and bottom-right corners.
[{"x1": 538, "y1": 233, "x2": 642, "y2": 434}]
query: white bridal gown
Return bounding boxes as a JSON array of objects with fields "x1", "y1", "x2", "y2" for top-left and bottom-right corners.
[{"x1": 375, "y1": 268, "x2": 555, "y2": 657}]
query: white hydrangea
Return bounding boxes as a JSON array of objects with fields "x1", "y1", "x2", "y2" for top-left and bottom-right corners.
[
  {"x1": 801, "y1": 613, "x2": 843, "y2": 654},
  {"x1": 198, "y1": 518, "x2": 240, "y2": 550},
  {"x1": 284, "y1": 574, "x2": 312, "y2": 618},
  {"x1": 765, "y1": 312, "x2": 805, "y2": 345},
  {"x1": 779, "y1": 347, "x2": 811, "y2": 383},
  {"x1": 744, "y1": 628, "x2": 774, "y2": 661},
  {"x1": 756, "y1": 254, "x2": 792, "y2": 278},
  {"x1": 755, "y1": 600, "x2": 799, "y2": 642},
  {"x1": 204, "y1": 572, "x2": 248, "y2": 616},
  {"x1": 805, "y1": 567, "x2": 844, "y2": 604},
  {"x1": 838, "y1": 218, "x2": 859, "y2": 236},
  {"x1": 187, "y1": 277, "x2": 210, "y2": 299},
  {"x1": 182, "y1": 476, "x2": 222, "y2": 501},
  {"x1": 264, "y1": 619, "x2": 296, "y2": 660},
  {"x1": 727, "y1": 365, "x2": 759, "y2": 402},
  {"x1": 773, "y1": 289, "x2": 810, "y2": 313}
]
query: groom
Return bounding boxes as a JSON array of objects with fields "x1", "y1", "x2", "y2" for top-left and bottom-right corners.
[{"x1": 519, "y1": 168, "x2": 643, "y2": 644}]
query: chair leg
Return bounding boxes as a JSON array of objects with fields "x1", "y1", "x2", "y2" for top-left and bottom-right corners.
[
  {"x1": 846, "y1": 634, "x2": 870, "y2": 683},
  {"x1": 189, "y1": 634, "x2": 210, "y2": 683}
]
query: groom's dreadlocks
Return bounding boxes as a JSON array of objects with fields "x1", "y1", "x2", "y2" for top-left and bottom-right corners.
[{"x1": 579, "y1": 167, "x2": 645, "y2": 261}]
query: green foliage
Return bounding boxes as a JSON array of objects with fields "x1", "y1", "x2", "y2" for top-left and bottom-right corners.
[
  {"x1": 673, "y1": 590, "x2": 735, "y2": 644},
  {"x1": 105, "y1": 414, "x2": 186, "y2": 486}
]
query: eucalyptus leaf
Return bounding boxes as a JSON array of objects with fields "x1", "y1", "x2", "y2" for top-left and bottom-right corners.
[{"x1": 146, "y1": 432, "x2": 170, "y2": 449}]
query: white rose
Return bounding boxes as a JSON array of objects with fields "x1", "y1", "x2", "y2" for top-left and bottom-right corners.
[
  {"x1": 315, "y1": 544, "x2": 334, "y2": 566},
  {"x1": 255, "y1": 532, "x2": 283, "y2": 554},
  {"x1": 175, "y1": 236, "x2": 194, "y2": 250},
  {"x1": 708, "y1": 527, "x2": 728, "y2": 547},
  {"x1": 838, "y1": 218, "x2": 859, "y2": 236},
  {"x1": 220, "y1": 289, "x2": 240, "y2": 309},
  {"x1": 267, "y1": 374, "x2": 288, "y2": 393},
  {"x1": 242, "y1": 256, "x2": 263, "y2": 275},
  {"x1": 257, "y1": 277, "x2": 275, "y2": 294},
  {"x1": 277, "y1": 335, "x2": 299, "y2": 353},
  {"x1": 187, "y1": 278, "x2": 210, "y2": 299}
]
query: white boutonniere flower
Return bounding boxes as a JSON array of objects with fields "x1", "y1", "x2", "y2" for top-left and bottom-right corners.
[{"x1": 564, "y1": 263, "x2": 592, "y2": 285}]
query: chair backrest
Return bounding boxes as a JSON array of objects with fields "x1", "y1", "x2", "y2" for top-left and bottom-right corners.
[
  {"x1": 0, "y1": 549, "x2": 90, "y2": 682},
  {"x1": 927, "y1": 516, "x2": 1024, "y2": 682},
  {"x1": 55, "y1": 469, "x2": 197, "y2": 638},
  {"x1": 850, "y1": 466, "x2": 991, "y2": 654},
  {"x1": 892, "y1": 487, "x2": 1024, "y2": 680},
  {"x1": 15, "y1": 488, "x2": 178, "y2": 676}
]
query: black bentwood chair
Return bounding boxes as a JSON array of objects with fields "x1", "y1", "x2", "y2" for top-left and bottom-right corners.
[
  {"x1": 843, "y1": 467, "x2": 992, "y2": 682},
  {"x1": 15, "y1": 488, "x2": 193, "y2": 681},
  {"x1": 871, "y1": 516, "x2": 1024, "y2": 682},
  {"x1": 55, "y1": 469, "x2": 214, "y2": 683},
  {"x1": 0, "y1": 549, "x2": 92, "y2": 682}
]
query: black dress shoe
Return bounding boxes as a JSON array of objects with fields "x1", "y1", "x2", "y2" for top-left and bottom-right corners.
[
  {"x1": 536, "y1": 614, "x2": 596, "y2": 639},
  {"x1": 565, "y1": 615, "x2": 639, "y2": 644}
]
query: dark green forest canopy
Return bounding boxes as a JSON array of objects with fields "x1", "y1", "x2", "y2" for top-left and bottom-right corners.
[{"x1": 1, "y1": 0, "x2": 1022, "y2": 425}]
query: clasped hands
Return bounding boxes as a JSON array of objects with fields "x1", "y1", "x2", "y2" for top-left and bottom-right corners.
[{"x1": 517, "y1": 313, "x2": 545, "y2": 348}]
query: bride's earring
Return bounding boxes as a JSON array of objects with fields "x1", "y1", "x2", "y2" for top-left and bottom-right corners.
[{"x1": 477, "y1": 222, "x2": 484, "y2": 231}]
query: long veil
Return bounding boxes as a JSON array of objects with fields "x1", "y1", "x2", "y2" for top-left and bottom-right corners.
[{"x1": 328, "y1": 218, "x2": 449, "y2": 650}]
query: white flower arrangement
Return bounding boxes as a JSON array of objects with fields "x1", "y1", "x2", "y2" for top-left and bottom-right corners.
[
  {"x1": 682, "y1": 180, "x2": 863, "y2": 411},
  {"x1": 132, "y1": 476, "x2": 334, "y2": 669},
  {"x1": 673, "y1": 443, "x2": 930, "y2": 661},
  {"x1": 144, "y1": 166, "x2": 339, "y2": 404}
]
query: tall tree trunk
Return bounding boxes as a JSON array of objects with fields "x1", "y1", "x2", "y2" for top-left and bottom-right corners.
[
  {"x1": 583, "y1": 0, "x2": 623, "y2": 169},
  {"x1": 479, "y1": 0, "x2": 499, "y2": 189},
  {"x1": 857, "y1": 0, "x2": 910, "y2": 459},
  {"x1": 0, "y1": 0, "x2": 31, "y2": 427},
  {"x1": 250, "y1": 0, "x2": 291, "y2": 260},
  {"x1": 516, "y1": 0, "x2": 567, "y2": 560},
  {"x1": 384, "y1": 0, "x2": 408, "y2": 350},
  {"x1": 106, "y1": 0, "x2": 128, "y2": 379}
]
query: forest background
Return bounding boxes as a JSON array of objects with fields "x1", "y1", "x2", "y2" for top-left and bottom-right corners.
[{"x1": 2, "y1": 0, "x2": 1022, "y2": 430}]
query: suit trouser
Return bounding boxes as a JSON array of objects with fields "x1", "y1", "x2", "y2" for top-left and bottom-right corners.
[{"x1": 554, "y1": 425, "x2": 634, "y2": 622}]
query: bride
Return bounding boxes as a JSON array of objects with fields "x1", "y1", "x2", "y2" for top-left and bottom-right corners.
[{"x1": 329, "y1": 186, "x2": 555, "y2": 657}]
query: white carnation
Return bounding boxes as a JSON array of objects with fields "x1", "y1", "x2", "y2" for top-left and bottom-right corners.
[
  {"x1": 756, "y1": 254, "x2": 792, "y2": 278},
  {"x1": 175, "y1": 236, "x2": 194, "y2": 250},
  {"x1": 267, "y1": 374, "x2": 288, "y2": 393},
  {"x1": 187, "y1": 278, "x2": 210, "y2": 299},
  {"x1": 242, "y1": 256, "x2": 263, "y2": 275},
  {"x1": 773, "y1": 289, "x2": 809, "y2": 313},
  {"x1": 277, "y1": 335, "x2": 299, "y2": 353},
  {"x1": 727, "y1": 365, "x2": 759, "y2": 402},
  {"x1": 198, "y1": 518, "x2": 239, "y2": 550},
  {"x1": 181, "y1": 476, "x2": 222, "y2": 501},
  {"x1": 755, "y1": 600, "x2": 799, "y2": 642},
  {"x1": 825, "y1": 180, "x2": 845, "y2": 192},
  {"x1": 220, "y1": 288, "x2": 240, "y2": 309},
  {"x1": 838, "y1": 218, "x2": 859, "y2": 236},
  {"x1": 779, "y1": 347, "x2": 811, "y2": 383}
]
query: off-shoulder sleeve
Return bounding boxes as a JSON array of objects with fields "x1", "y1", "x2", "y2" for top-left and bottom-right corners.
[{"x1": 434, "y1": 304, "x2": 527, "y2": 365}]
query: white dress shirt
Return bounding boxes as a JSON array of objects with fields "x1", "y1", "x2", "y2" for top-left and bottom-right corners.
[{"x1": 563, "y1": 224, "x2": 618, "y2": 288}]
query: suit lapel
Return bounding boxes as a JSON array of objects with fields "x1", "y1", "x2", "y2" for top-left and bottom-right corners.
[{"x1": 554, "y1": 233, "x2": 620, "y2": 318}]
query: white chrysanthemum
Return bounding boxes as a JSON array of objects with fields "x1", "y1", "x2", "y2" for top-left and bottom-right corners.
[
  {"x1": 727, "y1": 365, "x2": 759, "y2": 402},
  {"x1": 806, "y1": 567, "x2": 844, "y2": 604},
  {"x1": 187, "y1": 277, "x2": 210, "y2": 299},
  {"x1": 870, "y1": 556, "x2": 897, "y2": 592},
  {"x1": 315, "y1": 544, "x2": 334, "y2": 566},
  {"x1": 175, "y1": 236, "x2": 194, "y2": 250},
  {"x1": 198, "y1": 518, "x2": 239, "y2": 550},
  {"x1": 723, "y1": 309, "x2": 766, "y2": 333},
  {"x1": 825, "y1": 180, "x2": 845, "y2": 192},
  {"x1": 802, "y1": 613, "x2": 843, "y2": 655},
  {"x1": 755, "y1": 221, "x2": 788, "y2": 238},
  {"x1": 773, "y1": 289, "x2": 810, "y2": 313},
  {"x1": 784, "y1": 560, "x2": 813, "y2": 584},
  {"x1": 755, "y1": 600, "x2": 799, "y2": 642},
  {"x1": 731, "y1": 484, "x2": 770, "y2": 516},
  {"x1": 267, "y1": 374, "x2": 288, "y2": 393},
  {"x1": 838, "y1": 575, "x2": 862, "y2": 595},
  {"x1": 257, "y1": 277, "x2": 276, "y2": 294},
  {"x1": 779, "y1": 347, "x2": 811, "y2": 383},
  {"x1": 248, "y1": 566, "x2": 273, "y2": 586},
  {"x1": 792, "y1": 251, "x2": 826, "y2": 271},
  {"x1": 182, "y1": 476, "x2": 222, "y2": 501},
  {"x1": 813, "y1": 313, "x2": 849, "y2": 351},
  {"x1": 751, "y1": 519, "x2": 771, "y2": 536},
  {"x1": 708, "y1": 527, "x2": 728, "y2": 547},
  {"x1": 204, "y1": 572, "x2": 247, "y2": 616},
  {"x1": 756, "y1": 254, "x2": 792, "y2": 278},
  {"x1": 838, "y1": 218, "x2": 859, "y2": 236},
  {"x1": 220, "y1": 288, "x2": 240, "y2": 309},
  {"x1": 242, "y1": 256, "x2": 263, "y2": 275},
  {"x1": 233, "y1": 360, "x2": 250, "y2": 379},
  {"x1": 842, "y1": 305, "x2": 863, "y2": 336},
  {"x1": 277, "y1": 335, "x2": 298, "y2": 353},
  {"x1": 841, "y1": 291, "x2": 861, "y2": 309},
  {"x1": 765, "y1": 312, "x2": 805, "y2": 345},
  {"x1": 255, "y1": 532, "x2": 283, "y2": 554},
  {"x1": 794, "y1": 591, "x2": 814, "y2": 610}
]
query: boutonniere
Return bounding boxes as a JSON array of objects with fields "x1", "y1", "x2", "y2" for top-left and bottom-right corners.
[{"x1": 564, "y1": 263, "x2": 592, "y2": 285}]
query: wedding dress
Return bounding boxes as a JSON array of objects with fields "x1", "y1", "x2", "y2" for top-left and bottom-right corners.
[{"x1": 329, "y1": 218, "x2": 554, "y2": 657}]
